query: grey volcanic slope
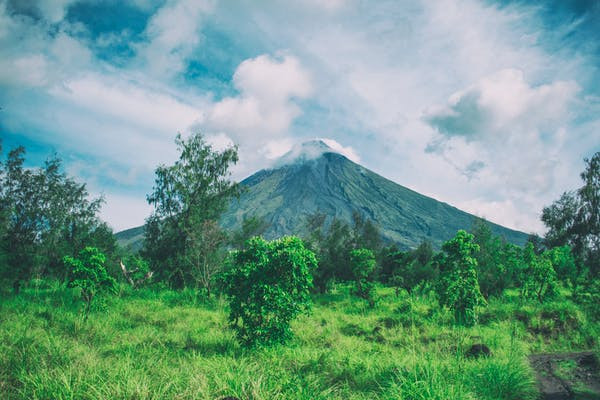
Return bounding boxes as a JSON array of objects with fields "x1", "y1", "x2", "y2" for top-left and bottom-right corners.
[
  {"x1": 220, "y1": 152, "x2": 528, "y2": 249},
  {"x1": 116, "y1": 150, "x2": 528, "y2": 250}
]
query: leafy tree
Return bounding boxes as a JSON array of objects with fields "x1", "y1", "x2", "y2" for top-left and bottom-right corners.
[
  {"x1": 349, "y1": 248, "x2": 377, "y2": 306},
  {"x1": 185, "y1": 219, "x2": 226, "y2": 297},
  {"x1": 351, "y1": 211, "x2": 381, "y2": 253},
  {"x1": 143, "y1": 133, "x2": 239, "y2": 289},
  {"x1": 544, "y1": 245, "x2": 577, "y2": 290},
  {"x1": 222, "y1": 236, "x2": 316, "y2": 346},
  {"x1": 304, "y1": 214, "x2": 353, "y2": 292},
  {"x1": 64, "y1": 247, "x2": 116, "y2": 319},
  {"x1": 435, "y1": 230, "x2": 485, "y2": 326},
  {"x1": 0, "y1": 145, "x2": 110, "y2": 292},
  {"x1": 382, "y1": 241, "x2": 437, "y2": 294},
  {"x1": 542, "y1": 152, "x2": 600, "y2": 284},
  {"x1": 520, "y1": 243, "x2": 557, "y2": 303},
  {"x1": 470, "y1": 219, "x2": 510, "y2": 299},
  {"x1": 379, "y1": 245, "x2": 406, "y2": 283}
]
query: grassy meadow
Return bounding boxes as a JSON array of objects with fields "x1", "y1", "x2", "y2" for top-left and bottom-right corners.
[{"x1": 1, "y1": 282, "x2": 598, "y2": 400}]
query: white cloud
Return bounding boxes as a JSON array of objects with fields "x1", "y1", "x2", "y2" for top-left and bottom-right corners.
[
  {"x1": 136, "y1": 0, "x2": 214, "y2": 77},
  {"x1": 206, "y1": 54, "x2": 313, "y2": 138}
]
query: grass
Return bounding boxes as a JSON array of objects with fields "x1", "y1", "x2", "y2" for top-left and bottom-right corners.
[{"x1": 1, "y1": 283, "x2": 598, "y2": 399}]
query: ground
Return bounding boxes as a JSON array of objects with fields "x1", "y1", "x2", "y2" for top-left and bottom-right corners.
[{"x1": 0, "y1": 282, "x2": 598, "y2": 399}]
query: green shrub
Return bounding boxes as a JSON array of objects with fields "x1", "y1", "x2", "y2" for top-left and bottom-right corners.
[
  {"x1": 64, "y1": 247, "x2": 116, "y2": 319},
  {"x1": 222, "y1": 236, "x2": 317, "y2": 346},
  {"x1": 435, "y1": 230, "x2": 485, "y2": 326},
  {"x1": 349, "y1": 248, "x2": 377, "y2": 307}
]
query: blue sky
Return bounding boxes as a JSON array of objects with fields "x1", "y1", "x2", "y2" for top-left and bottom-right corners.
[{"x1": 1, "y1": 0, "x2": 598, "y2": 233}]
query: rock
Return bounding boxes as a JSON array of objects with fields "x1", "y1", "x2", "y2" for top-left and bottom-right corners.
[{"x1": 465, "y1": 343, "x2": 491, "y2": 358}]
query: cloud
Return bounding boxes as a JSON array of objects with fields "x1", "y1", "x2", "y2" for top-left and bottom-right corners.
[
  {"x1": 424, "y1": 69, "x2": 579, "y2": 143},
  {"x1": 135, "y1": 0, "x2": 214, "y2": 77},
  {"x1": 205, "y1": 54, "x2": 313, "y2": 138}
]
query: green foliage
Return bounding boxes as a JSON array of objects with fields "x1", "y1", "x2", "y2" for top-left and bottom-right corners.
[
  {"x1": 64, "y1": 247, "x2": 116, "y2": 318},
  {"x1": 542, "y1": 151, "x2": 600, "y2": 281},
  {"x1": 4, "y1": 283, "x2": 596, "y2": 399},
  {"x1": 381, "y1": 241, "x2": 437, "y2": 294},
  {"x1": 0, "y1": 145, "x2": 114, "y2": 291},
  {"x1": 143, "y1": 132, "x2": 239, "y2": 289},
  {"x1": 471, "y1": 219, "x2": 513, "y2": 299},
  {"x1": 121, "y1": 255, "x2": 153, "y2": 289},
  {"x1": 222, "y1": 236, "x2": 316, "y2": 346},
  {"x1": 435, "y1": 230, "x2": 485, "y2": 326},
  {"x1": 349, "y1": 248, "x2": 377, "y2": 306},
  {"x1": 229, "y1": 214, "x2": 269, "y2": 250},
  {"x1": 520, "y1": 243, "x2": 558, "y2": 303},
  {"x1": 544, "y1": 245, "x2": 577, "y2": 290},
  {"x1": 305, "y1": 214, "x2": 353, "y2": 292}
]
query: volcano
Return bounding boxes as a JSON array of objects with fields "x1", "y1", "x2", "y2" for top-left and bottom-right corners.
[{"x1": 116, "y1": 140, "x2": 528, "y2": 250}]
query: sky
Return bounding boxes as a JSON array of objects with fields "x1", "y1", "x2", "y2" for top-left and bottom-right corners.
[{"x1": 0, "y1": 0, "x2": 599, "y2": 234}]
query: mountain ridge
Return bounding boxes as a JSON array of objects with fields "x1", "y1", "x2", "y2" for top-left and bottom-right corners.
[{"x1": 116, "y1": 144, "x2": 529, "y2": 251}]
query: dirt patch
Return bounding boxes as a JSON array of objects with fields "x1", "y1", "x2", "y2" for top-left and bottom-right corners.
[{"x1": 529, "y1": 351, "x2": 600, "y2": 400}]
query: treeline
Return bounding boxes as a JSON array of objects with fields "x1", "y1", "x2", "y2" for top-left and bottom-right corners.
[{"x1": 1, "y1": 134, "x2": 598, "y2": 346}]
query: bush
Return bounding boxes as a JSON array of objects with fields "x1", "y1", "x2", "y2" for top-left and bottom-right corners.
[
  {"x1": 64, "y1": 247, "x2": 116, "y2": 319},
  {"x1": 435, "y1": 230, "x2": 485, "y2": 326},
  {"x1": 222, "y1": 236, "x2": 316, "y2": 346},
  {"x1": 349, "y1": 248, "x2": 377, "y2": 306}
]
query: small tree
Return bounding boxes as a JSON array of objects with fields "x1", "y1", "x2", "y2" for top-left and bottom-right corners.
[
  {"x1": 520, "y1": 243, "x2": 557, "y2": 303},
  {"x1": 64, "y1": 247, "x2": 116, "y2": 319},
  {"x1": 222, "y1": 236, "x2": 316, "y2": 346},
  {"x1": 349, "y1": 248, "x2": 377, "y2": 307},
  {"x1": 435, "y1": 230, "x2": 485, "y2": 326},
  {"x1": 185, "y1": 219, "x2": 226, "y2": 297}
]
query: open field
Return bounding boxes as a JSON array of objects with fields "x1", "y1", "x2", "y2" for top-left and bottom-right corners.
[{"x1": 1, "y1": 282, "x2": 598, "y2": 400}]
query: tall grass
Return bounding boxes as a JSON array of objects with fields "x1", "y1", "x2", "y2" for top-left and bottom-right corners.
[{"x1": 0, "y1": 283, "x2": 597, "y2": 399}]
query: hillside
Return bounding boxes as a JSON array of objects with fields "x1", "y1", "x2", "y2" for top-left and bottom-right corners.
[{"x1": 116, "y1": 140, "x2": 528, "y2": 250}]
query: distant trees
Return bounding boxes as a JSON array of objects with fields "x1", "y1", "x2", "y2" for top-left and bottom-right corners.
[
  {"x1": 0, "y1": 143, "x2": 115, "y2": 292},
  {"x1": 143, "y1": 133, "x2": 239, "y2": 290},
  {"x1": 221, "y1": 236, "x2": 316, "y2": 346},
  {"x1": 304, "y1": 211, "x2": 381, "y2": 292}
]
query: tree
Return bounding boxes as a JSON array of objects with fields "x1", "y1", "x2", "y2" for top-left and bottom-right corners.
[
  {"x1": 381, "y1": 241, "x2": 437, "y2": 294},
  {"x1": 304, "y1": 214, "x2": 353, "y2": 292},
  {"x1": 143, "y1": 133, "x2": 239, "y2": 289},
  {"x1": 351, "y1": 211, "x2": 382, "y2": 253},
  {"x1": 470, "y1": 219, "x2": 510, "y2": 299},
  {"x1": 542, "y1": 152, "x2": 600, "y2": 282},
  {"x1": 435, "y1": 230, "x2": 485, "y2": 326},
  {"x1": 222, "y1": 236, "x2": 316, "y2": 346},
  {"x1": 185, "y1": 219, "x2": 226, "y2": 297},
  {"x1": 544, "y1": 245, "x2": 577, "y2": 290},
  {"x1": 349, "y1": 248, "x2": 377, "y2": 306},
  {"x1": 0, "y1": 145, "x2": 111, "y2": 292},
  {"x1": 520, "y1": 243, "x2": 557, "y2": 303},
  {"x1": 64, "y1": 247, "x2": 116, "y2": 319}
]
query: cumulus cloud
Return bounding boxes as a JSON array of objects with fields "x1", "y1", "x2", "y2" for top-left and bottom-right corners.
[
  {"x1": 205, "y1": 54, "x2": 313, "y2": 138},
  {"x1": 424, "y1": 69, "x2": 579, "y2": 143}
]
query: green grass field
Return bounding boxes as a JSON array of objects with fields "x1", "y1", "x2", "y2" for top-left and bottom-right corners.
[{"x1": 1, "y1": 282, "x2": 598, "y2": 400}]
